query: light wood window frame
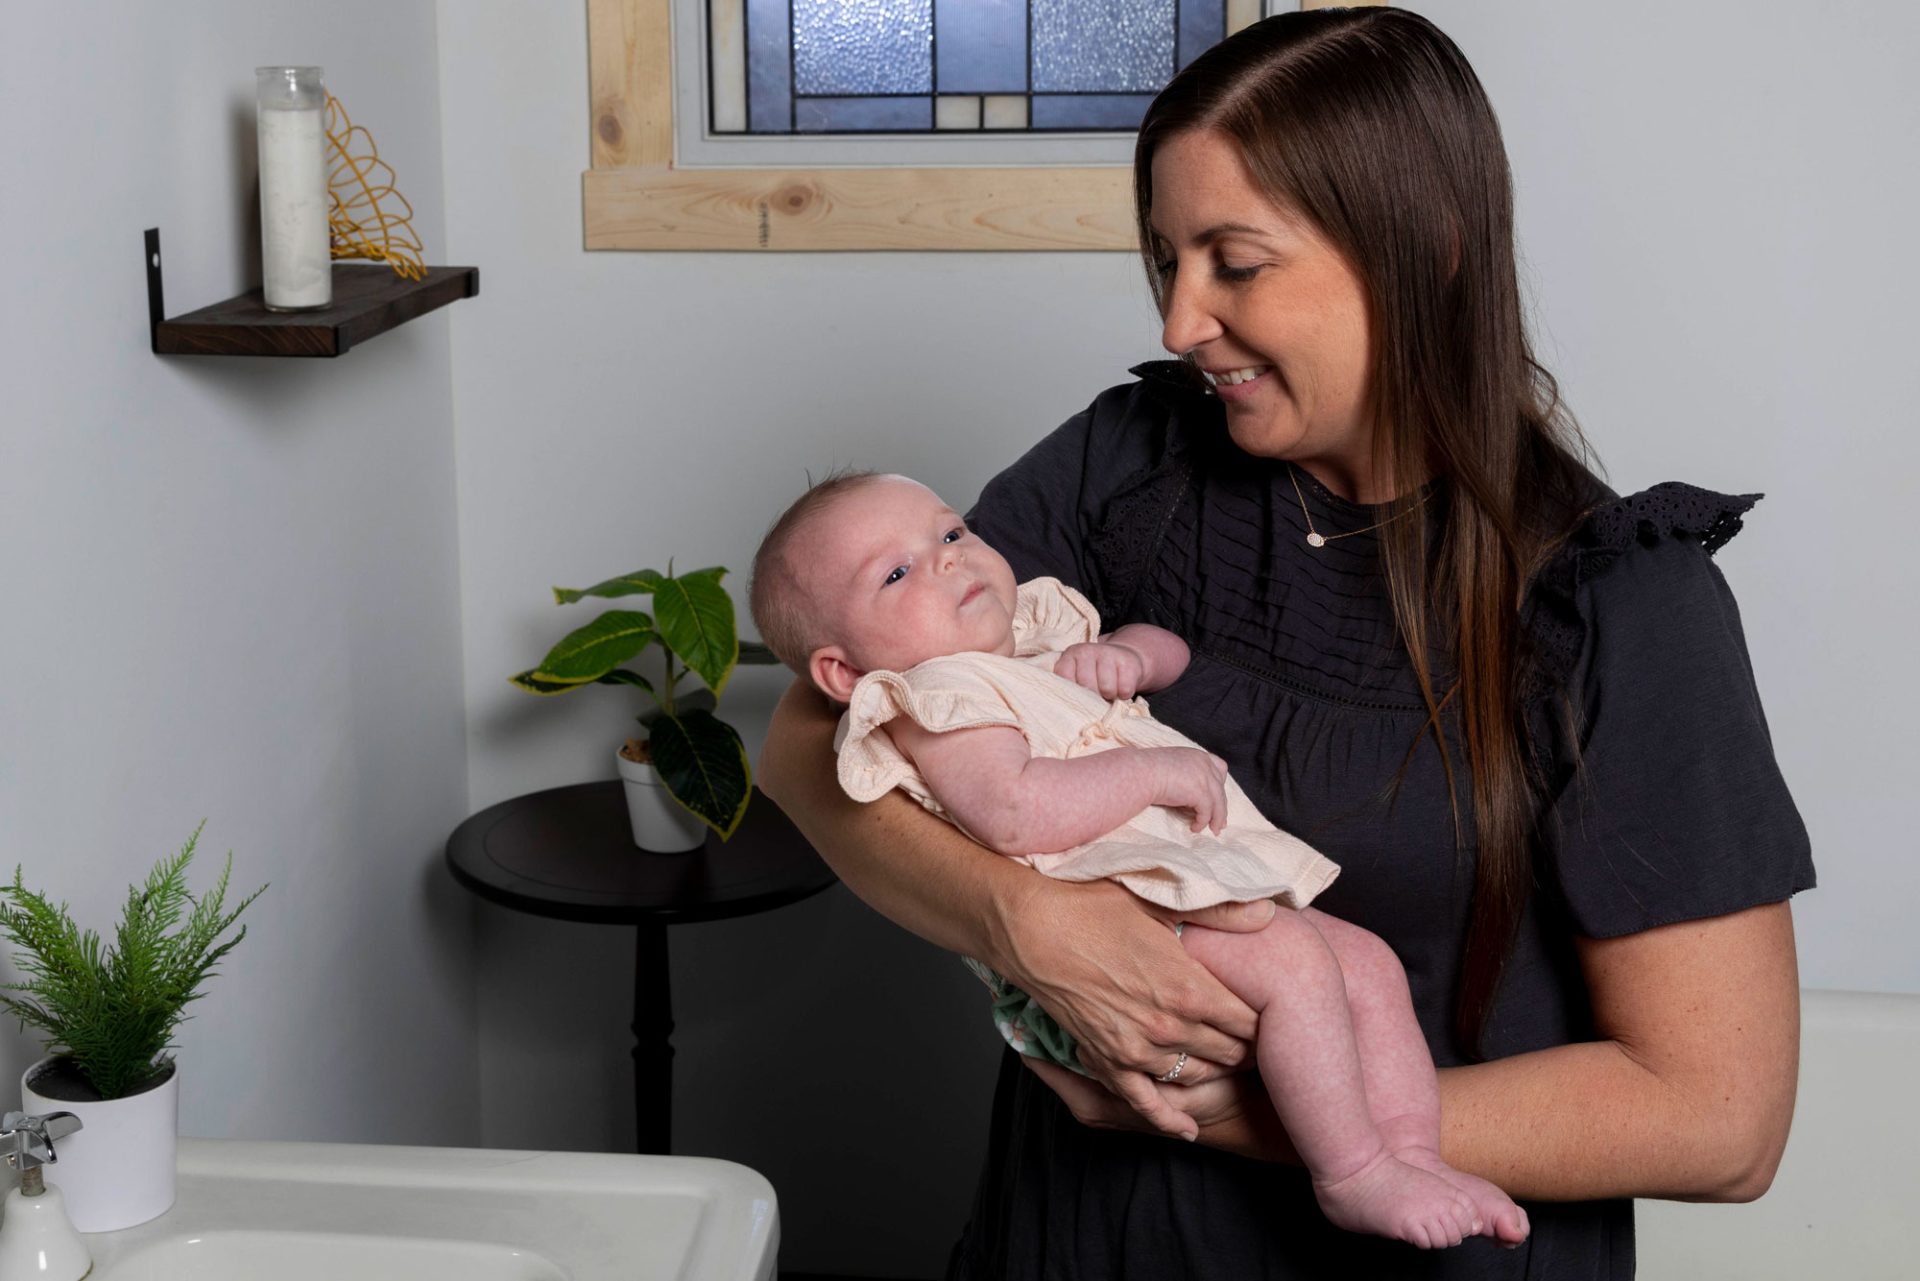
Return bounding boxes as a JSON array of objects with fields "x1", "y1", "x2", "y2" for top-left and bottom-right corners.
[{"x1": 583, "y1": 0, "x2": 1379, "y2": 251}]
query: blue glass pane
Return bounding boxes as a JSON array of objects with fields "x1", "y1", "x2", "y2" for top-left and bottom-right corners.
[
  {"x1": 1030, "y1": 93, "x2": 1155, "y2": 129},
  {"x1": 794, "y1": 0, "x2": 932, "y2": 95},
  {"x1": 746, "y1": 0, "x2": 792, "y2": 132},
  {"x1": 1031, "y1": 0, "x2": 1174, "y2": 93},
  {"x1": 796, "y1": 96, "x2": 934, "y2": 132},
  {"x1": 936, "y1": 0, "x2": 1027, "y2": 94},
  {"x1": 1178, "y1": 3, "x2": 1225, "y2": 71}
]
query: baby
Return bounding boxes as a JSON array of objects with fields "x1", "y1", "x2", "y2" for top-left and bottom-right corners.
[{"x1": 751, "y1": 472, "x2": 1528, "y2": 1250}]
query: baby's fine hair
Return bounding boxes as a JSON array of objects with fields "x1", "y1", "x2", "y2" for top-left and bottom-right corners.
[{"x1": 748, "y1": 467, "x2": 886, "y2": 674}]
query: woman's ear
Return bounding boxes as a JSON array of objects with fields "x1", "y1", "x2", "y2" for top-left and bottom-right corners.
[{"x1": 809, "y1": 646, "x2": 864, "y2": 704}]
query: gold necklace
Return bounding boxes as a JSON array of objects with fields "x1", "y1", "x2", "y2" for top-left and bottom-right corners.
[{"x1": 1287, "y1": 465, "x2": 1429, "y2": 549}]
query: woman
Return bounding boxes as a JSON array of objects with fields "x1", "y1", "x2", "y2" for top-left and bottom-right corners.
[{"x1": 759, "y1": 9, "x2": 1813, "y2": 1277}]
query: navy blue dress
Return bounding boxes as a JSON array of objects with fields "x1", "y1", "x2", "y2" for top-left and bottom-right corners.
[{"x1": 953, "y1": 363, "x2": 1815, "y2": 1280}]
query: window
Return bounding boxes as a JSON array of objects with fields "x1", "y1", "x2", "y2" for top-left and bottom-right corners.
[{"x1": 583, "y1": 0, "x2": 1371, "y2": 250}]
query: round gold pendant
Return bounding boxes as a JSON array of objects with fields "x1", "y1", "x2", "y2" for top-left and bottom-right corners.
[{"x1": 1306, "y1": 532, "x2": 1327, "y2": 548}]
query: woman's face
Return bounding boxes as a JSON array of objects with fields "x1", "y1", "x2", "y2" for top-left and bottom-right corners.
[{"x1": 1149, "y1": 130, "x2": 1377, "y2": 492}]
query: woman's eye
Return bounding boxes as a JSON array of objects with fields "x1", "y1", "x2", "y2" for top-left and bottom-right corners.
[
  {"x1": 883, "y1": 565, "x2": 907, "y2": 586},
  {"x1": 1154, "y1": 258, "x2": 1176, "y2": 276},
  {"x1": 944, "y1": 527, "x2": 965, "y2": 544},
  {"x1": 1217, "y1": 264, "x2": 1261, "y2": 282}
]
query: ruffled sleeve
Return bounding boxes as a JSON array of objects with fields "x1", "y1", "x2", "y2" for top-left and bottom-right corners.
[
  {"x1": 1011, "y1": 577, "x2": 1103, "y2": 657},
  {"x1": 1527, "y1": 485, "x2": 1815, "y2": 938},
  {"x1": 835, "y1": 658, "x2": 1026, "y2": 804}
]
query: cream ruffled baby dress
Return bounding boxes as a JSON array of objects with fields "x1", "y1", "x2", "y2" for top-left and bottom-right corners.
[{"x1": 835, "y1": 577, "x2": 1340, "y2": 912}]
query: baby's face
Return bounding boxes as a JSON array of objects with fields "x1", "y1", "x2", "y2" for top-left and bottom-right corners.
[{"x1": 803, "y1": 476, "x2": 1019, "y2": 686}]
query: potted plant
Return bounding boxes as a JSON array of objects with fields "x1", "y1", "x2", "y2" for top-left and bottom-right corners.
[
  {"x1": 511, "y1": 564, "x2": 777, "y2": 849},
  {"x1": 0, "y1": 823, "x2": 265, "y2": 1232}
]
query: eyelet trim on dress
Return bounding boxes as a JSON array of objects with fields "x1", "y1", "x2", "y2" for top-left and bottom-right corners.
[{"x1": 1521, "y1": 481, "x2": 1761, "y2": 702}]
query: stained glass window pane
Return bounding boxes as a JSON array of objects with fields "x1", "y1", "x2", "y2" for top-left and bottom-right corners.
[
  {"x1": 793, "y1": 0, "x2": 933, "y2": 95},
  {"x1": 1030, "y1": 94, "x2": 1156, "y2": 130},
  {"x1": 797, "y1": 96, "x2": 934, "y2": 132},
  {"x1": 1031, "y1": 0, "x2": 1175, "y2": 94},
  {"x1": 712, "y1": 0, "x2": 1246, "y2": 136},
  {"x1": 746, "y1": 0, "x2": 793, "y2": 132},
  {"x1": 936, "y1": 0, "x2": 1028, "y2": 95},
  {"x1": 1179, "y1": 4, "x2": 1226, "y2": 71}
]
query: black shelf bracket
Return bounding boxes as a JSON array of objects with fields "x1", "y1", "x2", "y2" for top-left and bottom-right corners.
[{"x1": 145, "y1": 228, "x2": 166, "y2": 356}]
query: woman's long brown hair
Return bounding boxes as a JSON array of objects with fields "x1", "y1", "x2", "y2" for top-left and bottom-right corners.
[{"x1": 1135, "y1": 8, "x2": 1598, "y2": 1055}]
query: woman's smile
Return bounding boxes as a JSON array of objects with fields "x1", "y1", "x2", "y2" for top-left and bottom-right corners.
[{"x1": 1204, "y1": 364, "x2": 1275, "y2": 402}]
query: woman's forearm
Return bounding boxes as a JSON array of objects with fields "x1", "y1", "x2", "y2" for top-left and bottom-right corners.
[
  {"x1": 1191, "y1": 1039, "x2": 1762, "y2": 1201},
  {"x1": 762, "y1": 677, "x2": 1266, "y2": 1083},
  {"x1": 758, "y1": 677, "x2": 1035, "y2": 965},
  {"x1": 1194, "y1": 904, "x2": 1800, "y2": 1205},
  {"x1": 1435, "y1": 1042, "x2": 1758, "y2": 1203}
]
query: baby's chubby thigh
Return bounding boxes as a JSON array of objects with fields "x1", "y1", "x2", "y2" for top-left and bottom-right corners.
[{"x1": 1177, "y1": 902, "x2": 1350, "y2": 1016}]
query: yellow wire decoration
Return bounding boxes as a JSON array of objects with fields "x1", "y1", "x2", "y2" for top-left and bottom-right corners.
[{"x1": 325, "y1": 94, "x2": 426, "y2": 281}]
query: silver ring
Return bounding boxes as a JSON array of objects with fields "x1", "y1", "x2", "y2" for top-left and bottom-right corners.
[{"x1": 1155, "y1": 1051, "x2": 1188, "y2": 1083}]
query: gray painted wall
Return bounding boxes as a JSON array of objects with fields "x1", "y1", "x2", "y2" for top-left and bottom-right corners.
[{"x1": 0, "y1": 1, "x2": 478, "y2": 1145}]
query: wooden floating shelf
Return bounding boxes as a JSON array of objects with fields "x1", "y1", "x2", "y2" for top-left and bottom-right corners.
[{"x1": 146, "y1": 229, "x2": 478, "y2": 357}]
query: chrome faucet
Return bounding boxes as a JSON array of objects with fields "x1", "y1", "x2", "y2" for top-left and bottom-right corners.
[
  {"x1": 0, "y1": 1110, "x2": 92, "y2": 1281},
  {"x1": 3, "y1": 1110, "x2": 83, "y2": 1195}
]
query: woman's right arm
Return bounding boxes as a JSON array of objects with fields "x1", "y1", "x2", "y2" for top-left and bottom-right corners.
[{"x1": 757, "y1": 677, "x2": 1267, "y2": 1092}]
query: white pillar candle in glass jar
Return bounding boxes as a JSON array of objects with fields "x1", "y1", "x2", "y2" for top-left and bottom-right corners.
[{"x1": 255, "y1": 66, "x2": 331, "y2": 312}]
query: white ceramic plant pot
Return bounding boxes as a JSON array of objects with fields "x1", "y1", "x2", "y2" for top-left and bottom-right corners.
[
  {"x1": 616, "y1": 746, "x2": 707, "y2": 852},
  {"x1": 21, "y1": 1055, "x2": 178, "y2": 1232}
]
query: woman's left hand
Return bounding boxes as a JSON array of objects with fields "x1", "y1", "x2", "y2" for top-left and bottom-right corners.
[{"x1": 1021, "y1": 1056, "x2": 1300, "y2": 1164}]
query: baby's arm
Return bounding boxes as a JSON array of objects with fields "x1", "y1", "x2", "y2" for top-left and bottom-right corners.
[
  {"x1": 1053, "y1": 624, "x2": 1190, "y2": 700},
  {"x1": 883, "y1": 718, "x2": 1228, "y2": 855}
]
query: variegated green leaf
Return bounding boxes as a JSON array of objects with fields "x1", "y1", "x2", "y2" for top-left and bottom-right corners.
[
  {"x1": 510, "y1": 669, "x2": 585, "y2": 695},
  {"x1": 653, "y1": 574, "x2": 737, "y2": 695},
  {"x1": 552, "y1": 570, "x2": 664, "y2": 605},
  {"x1": 596, "y1": 669, "x2": 656, "y2": 697},
  {"x1": 531, "y1": 610, "x2": 655, "y2": 683},
  {"x1": 647, "y1": 711, "x2": 751, "y2": 839}
]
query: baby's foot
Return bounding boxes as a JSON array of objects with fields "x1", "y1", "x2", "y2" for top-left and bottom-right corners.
[
  {"x1": 1399, "y1": 1146, "x2": 1530, "y2": 1246},
  {"x1": 1313, "y1": 1151, "x2": 1481, "y2": 1249}
]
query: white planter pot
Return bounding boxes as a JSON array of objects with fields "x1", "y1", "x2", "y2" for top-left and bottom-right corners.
[
  {"x1": 616, "y1": 747, "x2": 707, "y2": 852},
  {"x1": 21, "y1": 1056, "x2": 178, "y2": 1232}
]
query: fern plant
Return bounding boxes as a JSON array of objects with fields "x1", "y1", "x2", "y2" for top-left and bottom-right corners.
[{"x1": 0, "y1": 823, "x2": 266, "y2": 1101}]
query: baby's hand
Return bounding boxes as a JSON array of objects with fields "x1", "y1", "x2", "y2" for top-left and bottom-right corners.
[
  {"x1": 1054, "y1": 641, "x2": 1148, "y2": 701},
  {"x1": 1147, "y1": 747, "x2": 1230, "y2": 835}
]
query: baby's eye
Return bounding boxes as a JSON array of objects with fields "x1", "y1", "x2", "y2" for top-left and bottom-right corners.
[
  {"x1": 883, "y1": 565, "x2": 907, "y2": 586},
  {"x1": 943, "y1": 526, "x2": 965, "y2": 544}
]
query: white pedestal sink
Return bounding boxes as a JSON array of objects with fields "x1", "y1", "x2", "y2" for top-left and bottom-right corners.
[{"x1": 61, "y1": 1139, "x2": 777, "y2": 1281}]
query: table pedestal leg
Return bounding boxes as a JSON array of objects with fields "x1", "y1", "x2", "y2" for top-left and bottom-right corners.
[{"x1": 631, "y1": 921, "x2": 673, "y2": 1153}]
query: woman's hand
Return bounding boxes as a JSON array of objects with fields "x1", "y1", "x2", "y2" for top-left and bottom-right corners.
[
  {"x1": 1022, "y1": 1056, "x2": 1300, "y2": 1163},
  {"x1": 995, "y1": 875, "x2": 1270, "y2": 1135}
]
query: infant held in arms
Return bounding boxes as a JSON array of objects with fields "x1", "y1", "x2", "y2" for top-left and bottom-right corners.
[{"x1": 750, "y1": 472, "x2": 1528, "y2": 1250}]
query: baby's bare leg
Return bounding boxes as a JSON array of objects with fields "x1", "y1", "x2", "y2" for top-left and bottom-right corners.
[
  {"x1": 1298, "y1": 909, "x2": 1529, "y2": 1245},
  {"x1": 1181, "y1": 913, "x2": 1478, "y2": 1249}
]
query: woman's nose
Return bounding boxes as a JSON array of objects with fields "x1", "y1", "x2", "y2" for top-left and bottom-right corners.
[{"x1": 1159, "y1": 272, "x2": 1222, "y2": 355}]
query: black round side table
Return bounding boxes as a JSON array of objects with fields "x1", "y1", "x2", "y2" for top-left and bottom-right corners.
[{"x1": 446, "y1": 781, "x2": 837, "y2": 1154}]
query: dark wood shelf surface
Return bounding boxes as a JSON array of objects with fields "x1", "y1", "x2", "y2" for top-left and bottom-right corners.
[{"x1": 153, "y1": 263, "x2": 478, "y2": 357}]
